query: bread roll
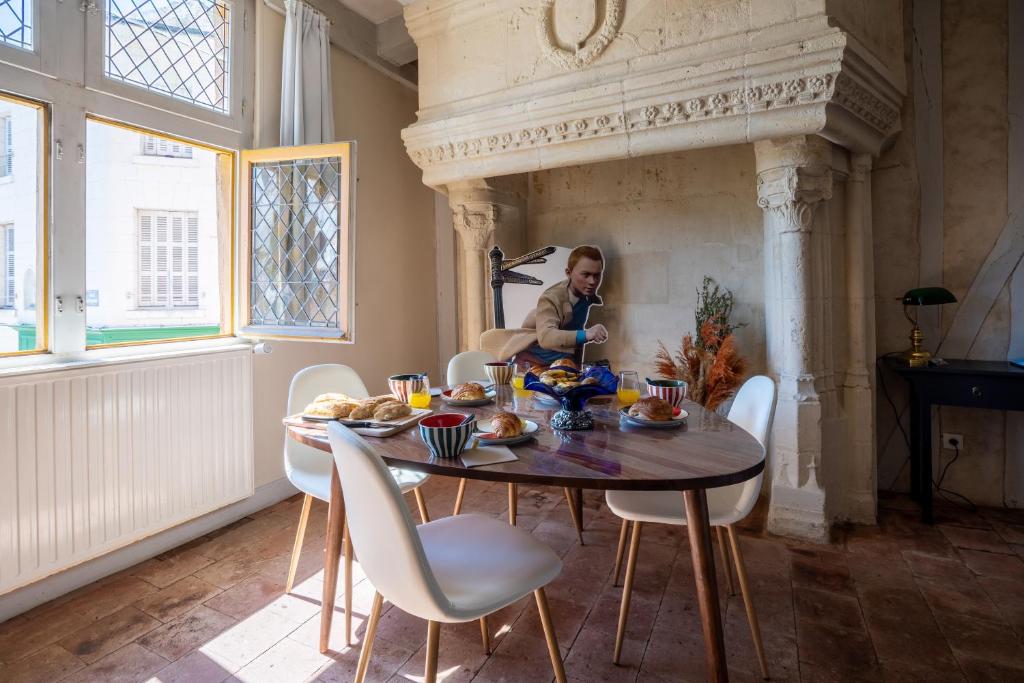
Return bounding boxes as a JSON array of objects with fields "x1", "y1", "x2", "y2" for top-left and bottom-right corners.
[
  {"x1": 628, "y1": 396, "x2": 674, "y2": 421},
  {"x1": 349, "y1": 396, "x2": 396, "y2": 420},
  {"x1": 374, "y1": 401, "x2": 412, "y2": 422},
  {"x1": 550, "y1": 358, "x2": 578, "y2": 371}
]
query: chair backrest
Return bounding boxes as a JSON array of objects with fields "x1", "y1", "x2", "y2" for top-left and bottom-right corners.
[
  {"x1": 326, "y1": 422, "x2": 449, "y2": 621},
  {"x1": 500, "y1": 245, "x2": 572, "y2": 328},
  {"x1": 723, "y1": 375, "x2": 777, "y2": 520},
  {"x1": 285, "y1": 364, "x2": 370, "y2": 472},
  {"x1": 446, "y1": 350, "x2": 497, "y2": 386}
]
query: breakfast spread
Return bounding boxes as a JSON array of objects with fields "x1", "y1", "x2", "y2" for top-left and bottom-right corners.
[
  {"x1": 450, "y1": 382, "x2": 487, "y2": 400},
  {"x1": 627, "y1": 396, "x2": 675, "y2": 421}
]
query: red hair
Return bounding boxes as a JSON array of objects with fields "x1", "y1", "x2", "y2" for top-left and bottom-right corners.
[{"x1": 567, "y1": 245, "x2": 603, "y2": 273}]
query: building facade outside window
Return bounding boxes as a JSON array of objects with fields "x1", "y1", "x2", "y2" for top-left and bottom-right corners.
[
  {"x1": 1, "y1": 114, "x2": 11, "y2": 177},
  {"x1": 1, "y1": 223, "x2": 13, "y2": 308}
]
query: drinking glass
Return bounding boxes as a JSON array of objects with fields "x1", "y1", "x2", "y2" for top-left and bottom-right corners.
[
  {"x1": 617, "y1": 370, "x2": 641, "y2": 406},
  {"x1": 512, "y1": 361, "x2": 529, "y2": 391},
  {"x1": 409, "y1": 374, "x2": 432, "y2": 409}
]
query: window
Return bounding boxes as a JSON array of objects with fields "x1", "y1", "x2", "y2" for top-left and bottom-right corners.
[
  {"x1": 86, "y1": 118, "x2": 232, "y2": 347},
  {"x1": 1, "y1": 114, "x2": 11, "y2": 177},
  {"x1": 141, "y1": 134, "x2": 193, "y2": 158},
  {"x1": 0, "y1": 0, "x2": 32, "y2": 51},
  {"x1": 1, "y1": 224, "x2": 12, "y2": 307},
  {"x1": 105, "y1": 0, "x2": 232, "y2": 114},
  {"x1": 240, "y1": 143, "x2": 352, "y2": 340}
]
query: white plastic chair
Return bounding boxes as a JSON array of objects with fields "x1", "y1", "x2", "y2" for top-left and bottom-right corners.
[
  {"x1": 283, "y1": 364, "x2": 431, "y2": 647},
  {"x1": 605, "y1": 375, "x2": 776, "y2": 677},
  {"x1": 445, "y1": 351, "x2": 584, "y2": 543},
  {"x1": 326, "y1": 422, "x2": 567, "y2": 683}
]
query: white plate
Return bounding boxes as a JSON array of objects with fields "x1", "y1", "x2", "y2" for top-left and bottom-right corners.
[
  {"x1": 474, "y1": 418, "x2": 539, "y2": 446},
  {"x1": 619, "y1": 406, "x2": 688, "y2": 429},
  {"x1": 441, "y1": 388, "x2": 496, "y2": 407}
]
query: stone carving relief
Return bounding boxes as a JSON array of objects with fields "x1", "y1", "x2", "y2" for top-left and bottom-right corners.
[
  {"x1": 452, "y1": 204, "x2": 498, "y2": 250},
  {"x1": 536, "y1": 0, "x2": 625, "y2": 71},
  {"x1": 756, "y1": 165, "x2": 834, "y2": 231}
]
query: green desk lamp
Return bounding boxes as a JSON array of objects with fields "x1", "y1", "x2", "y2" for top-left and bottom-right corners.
[{"x1": 902, "y1": 287, "x2": 957, "y2": 367}]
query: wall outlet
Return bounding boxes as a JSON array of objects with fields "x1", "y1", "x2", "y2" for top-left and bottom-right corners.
[{"x1": 942, "y1": 433, "x2": 964, "y2": 450}]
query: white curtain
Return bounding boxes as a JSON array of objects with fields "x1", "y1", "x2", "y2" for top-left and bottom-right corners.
[{"x1": 280, "y1": 0, "x2": 335, "y2": 146}]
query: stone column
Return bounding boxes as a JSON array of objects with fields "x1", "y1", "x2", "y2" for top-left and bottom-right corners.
[
  {"x1": 842, "y1": 153, "x2": 877, "y2": 523},
  {"x1": 755, "y1": 135, "x2": 833, "y2": 542}
]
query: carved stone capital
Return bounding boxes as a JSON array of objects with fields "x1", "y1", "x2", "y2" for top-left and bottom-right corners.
[
  {"x1": 848, "y1": 152, "x2": 872, "y2": 182},
  {"x1": 452, "y1": 203, "x2": 498, "y2": 250},
  {"x1": 755, "y1": 136, "x2": 834, "y2": 231}
]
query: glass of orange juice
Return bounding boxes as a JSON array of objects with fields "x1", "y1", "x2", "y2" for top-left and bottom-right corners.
[
  {"x1": 617, "y1": 370, "x2": 641, "y2": 406},
  {"x1": 511, "y1": 362, "x2": 529, "y2": 391},
  {"x1": 408, "y1": 374, "x2": 432, "y2": 409}
]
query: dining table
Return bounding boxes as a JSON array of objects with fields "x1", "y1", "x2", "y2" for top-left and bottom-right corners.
[{"x1": 284, "y1": 386, "x2": 765, "y2": 682}]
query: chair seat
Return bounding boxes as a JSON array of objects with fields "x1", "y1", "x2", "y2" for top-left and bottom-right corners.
[
  {"x1": 418, "y1": 514, "x2": 562, "y2": 622},
  {"x1": 605, "y1": 486, "x2": 746, "y2": 527},
  {"x1": 288, "y1": 451, "x2": 429, "y2": 501}
]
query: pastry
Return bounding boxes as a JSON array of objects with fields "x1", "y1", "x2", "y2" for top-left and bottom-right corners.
[
  {"x1": 550, "y1": 358, "x2": 578, "y2": 371},
  {"x1": 303, "y1": 400, "x2": 353, "y2": 419},
  {"x1": 491, "y1": 411, "x2": 523, "y2": 437},
  {"x1": 373, "y1": 401, "x2": 412, "y2": 422},
  {"x1": 349, "y1": 396, "x2": 397, "y2": 420},
  {"x1": 555, "y1": 380, "x2": 581, "y2": 392},
  {"x1": 628, "y1": 396, "x2": 675, "y2": 421},
  {"x1": 581, "y1": 377, "x2": 599, "y2": 386},
  {"x1": 314, "y1": 392, "x2": 353, "y2": 403},
  {"x1": 450, "y1": 382, "x2": 486, "y2": 400}
]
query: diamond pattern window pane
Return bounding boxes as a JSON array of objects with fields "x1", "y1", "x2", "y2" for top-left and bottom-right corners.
[
  {"x1": 106, "y1": 0, "x2": 231, "y2": 113},
  {"x1": 250, "y1": 157, "x2": 342, "y2": 330},
  {"x1": 0, "y1": 0, "x2": 32, "y2": 50}
]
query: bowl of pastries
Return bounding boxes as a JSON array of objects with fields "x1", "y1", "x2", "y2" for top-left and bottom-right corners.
[
  {"x1": 474, "y1": 410, "x2": 539, "y2": 446},
  {"x1": 441, "y1": 381, "x2": 495, "y2": 407},
  {"x1": 524, "y1": 364, "x2": 618, "y2": 411},
  {"x1": 620, "y1": 396, "x2": 688, "y2": 428},
  {"x1": 302, "y1": 393, "x2": 414, "y2": 424}
]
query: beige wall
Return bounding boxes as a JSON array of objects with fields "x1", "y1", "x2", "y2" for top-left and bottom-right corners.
[
  {"x1": 524, "y1": 145, "x2": 767, "y2": 379},
  {"x1": 251, "y1": 6, "x2": 439, "y2": 487},
  {"x1": 874, "y1": 0, "x2": 1016, "y2": 507}
]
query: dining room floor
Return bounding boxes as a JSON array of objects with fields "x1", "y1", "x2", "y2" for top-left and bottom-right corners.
[{"x1": 1, "y1": 479, "x2": 1023, "y2": 683}]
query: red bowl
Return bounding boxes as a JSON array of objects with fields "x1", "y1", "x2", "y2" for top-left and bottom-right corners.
[{"x1": 420, "y1": 413, "x2": 470, "y2": 428}]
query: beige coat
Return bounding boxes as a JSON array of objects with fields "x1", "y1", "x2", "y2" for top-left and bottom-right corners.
[{"x1": 480, "y1": 280, "x2": 601, "y2": 361}]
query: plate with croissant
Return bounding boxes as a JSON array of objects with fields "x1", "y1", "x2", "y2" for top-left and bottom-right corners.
[
  {"x1": 474, "y1": 410, "x2": 539, "y2": 446},
  {"x1": 441, "y1": 382, "x2": 495, "y2": 407},
  {"x1": 620, "y1": 396, "x2": 688, "y2": 428}
]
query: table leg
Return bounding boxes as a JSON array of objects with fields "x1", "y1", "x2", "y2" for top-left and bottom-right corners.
[
  {"x1": 573, "y1": 487, "x2": 584, "y2": 531},
  {"x1": 917, "y1": 399, "x2": 934, "y2": 524},
  {"x1": 320, "y1": 465, "x2": 345, "y2": 653},
  {"x1": 683, "y1": 489, "x2": 728, "y2": 682},
  {"x1": 908, "y1": 387, "x2": 920, "y2": 501}
]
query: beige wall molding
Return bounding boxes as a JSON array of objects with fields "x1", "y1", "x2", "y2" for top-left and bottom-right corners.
[{"x1": 536, "y1": 0, "x2": 625, "y2": 71}]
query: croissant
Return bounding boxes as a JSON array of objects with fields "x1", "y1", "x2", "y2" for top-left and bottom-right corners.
[
  {"x1": 550, "y1": 358, "x2": 578, "y2": 371},
  {"x1": 374, "y1": 401, "x2": 412, "y2": 422},
  {"x1": 451, "y1": 382, "x2": 486, "y2": 400},
  {"x1": 628, "y1": 396, "x2": 674, "y2": 421},
  {"x1": 491, "y1": 411, "x2": 523, "y2": 437}
]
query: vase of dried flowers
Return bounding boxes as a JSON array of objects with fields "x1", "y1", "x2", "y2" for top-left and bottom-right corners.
[{"x1": 653, "y1": 276, "x2": 747, "y2": 413}]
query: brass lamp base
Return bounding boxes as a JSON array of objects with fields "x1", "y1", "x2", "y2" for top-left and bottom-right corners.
[{"x1": 906, "y1": 325, "x2": 930, "y2": 367}]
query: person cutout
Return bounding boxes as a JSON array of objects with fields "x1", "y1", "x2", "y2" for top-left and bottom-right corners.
[{"x1": 481, "y1": 245, "x2": 608, "y2": 366}]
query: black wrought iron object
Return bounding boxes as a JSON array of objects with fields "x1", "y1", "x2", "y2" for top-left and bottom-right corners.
[{"x1": 488, "y1": 245, "x2": 556, "y2": 328}]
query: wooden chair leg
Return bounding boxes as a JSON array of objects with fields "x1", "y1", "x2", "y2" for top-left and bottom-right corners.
[
  {"x1": 343, "y1": 521, "x2": 353, "y2": 646},
  {"x1": 563, "y1": 487, "x2": 584, "y2": 544},
  {"x1": 508, "y1": 483, "x2": 517, "y2": 525},
  {"x1": 285, "y1": 494, "x2": 313, "y2": 593},
  {"x1": 728, "y1": 525, "x2": 769, "y2": 679},
  {"x1": 453, "y1": 478, "x2": 468, "y2": 515},
  {"x1": 716, "y1": 525, "x2": 735, "y2": 596},
  {"x1": 479, "y1": 615, "x2": 490, "y2": 654},
  {"x1": 414, "y1": 487, "x2": 431, "y2": 523},
  {"x1": 612, "y1": 518, "x2": 628, "y2": 587},
  {"x1": 535, "y1": 587, "x2": 567, "y2": 683},
  {"x1": 425, "y1": 620, "x2": 441, "y2": 683},
  {"x1": 613, "y1": 521, "x2": 642, "y2": 665},
  {"x1": 354, "y1": 591, "x2": 383, "y2": 683}
]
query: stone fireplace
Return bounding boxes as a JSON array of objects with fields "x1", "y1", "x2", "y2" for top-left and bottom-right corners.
[{"x1": 401, "y1": 0, "x2": 905, "y2": 541}]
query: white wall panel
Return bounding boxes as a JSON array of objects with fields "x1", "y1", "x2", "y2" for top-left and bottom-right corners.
[{"x1": 0, "y1": 349, "x2": 253, "y2": 594}]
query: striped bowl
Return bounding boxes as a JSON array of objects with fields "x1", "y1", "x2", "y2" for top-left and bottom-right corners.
[
  {"x1": 389, "y1": 373, "x2": 427, "y2": 403},
  {"x1": 645, "y1": 378, "x2": 687, "y2": 408},
  {"x1": 418, "y1": 413, "x2": 477, "y2": 459},
  {"x1": 484, "y1": 361, "x2": 514, "y2": 385}
]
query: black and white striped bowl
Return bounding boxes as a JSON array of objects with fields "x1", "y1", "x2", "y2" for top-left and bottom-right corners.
[{"x1": 418, "y1": 413, "x2": 476, "y2": 459}]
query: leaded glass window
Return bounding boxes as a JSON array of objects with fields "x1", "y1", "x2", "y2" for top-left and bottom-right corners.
[
  {"x1": 0, "y1": 0, "x2": 32, "y2": 51},
  {"x1": 105, "y1": 0, "x2": 231, "y2": 113},
  {"x1": 241, "y1": 144, "x2": 352, "y2": 339}
]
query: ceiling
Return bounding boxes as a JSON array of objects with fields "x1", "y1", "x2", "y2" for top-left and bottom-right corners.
[{"x1": 338, "y1": 0, "x2": 404, "y2": 24}]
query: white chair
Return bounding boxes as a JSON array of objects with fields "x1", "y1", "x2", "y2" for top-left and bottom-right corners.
[
  {"x1": 605, "y1": 376, "x2": 776, "y2": 677},
  {"x1": 445, "y1": 351, "x2": 584, "y2": 544},
  {"x1": 283, "y1": 364, "x2": 431, "y2": 647},
  {"x1": 326, "y1": 422, "x2": 567, "y2": 683}
]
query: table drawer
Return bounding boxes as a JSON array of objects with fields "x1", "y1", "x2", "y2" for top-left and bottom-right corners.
[{"x1": 915, "y1": 374, "x2": 1024, "y2": 411}]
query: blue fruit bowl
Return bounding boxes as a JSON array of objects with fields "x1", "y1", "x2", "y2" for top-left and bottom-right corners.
[{"x1": 525, "y1": 366, "x2": 618, "y2": 430}]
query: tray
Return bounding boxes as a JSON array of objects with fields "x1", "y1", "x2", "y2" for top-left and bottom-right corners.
[{"x1": 286, "y1": 408, "x2": 432, "y2": 437}]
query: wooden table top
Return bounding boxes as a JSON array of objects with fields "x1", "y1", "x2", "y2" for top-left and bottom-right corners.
[{"x1": 284, "y1": 387, "x2": 765, "y2": 491}]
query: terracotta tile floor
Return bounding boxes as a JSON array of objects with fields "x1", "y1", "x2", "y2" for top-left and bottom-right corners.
[{"x1": 2, "y1": 481, "x2": 1024, "y2": 683}]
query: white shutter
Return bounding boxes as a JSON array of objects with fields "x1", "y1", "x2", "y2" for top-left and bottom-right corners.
[
  {"x1": 186, "y1": 213, "x2": 199, "y2": 305},
  {"x1": 3, "y1": 226, "x2": 13, "y2": 307},
  {"x1": 2, "y1": 118, "x2": 11, "y2": 177},
  {"x1": 138, "y1": 213, "x2": 154, "y2": 306}
]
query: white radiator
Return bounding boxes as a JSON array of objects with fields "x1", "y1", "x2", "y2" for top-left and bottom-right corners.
[{"x1": 0, "y1": 349, "x2": 254, "y2": 594}]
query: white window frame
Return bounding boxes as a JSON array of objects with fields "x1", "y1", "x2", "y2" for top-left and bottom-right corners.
[{"x1": 0, "y1": 0, "x2": 254, "y2": 366}]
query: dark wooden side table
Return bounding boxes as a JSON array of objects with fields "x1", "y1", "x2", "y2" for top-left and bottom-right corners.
[{"x1": 884, "y1": 357, "x2": 1024, "y2": 523}]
